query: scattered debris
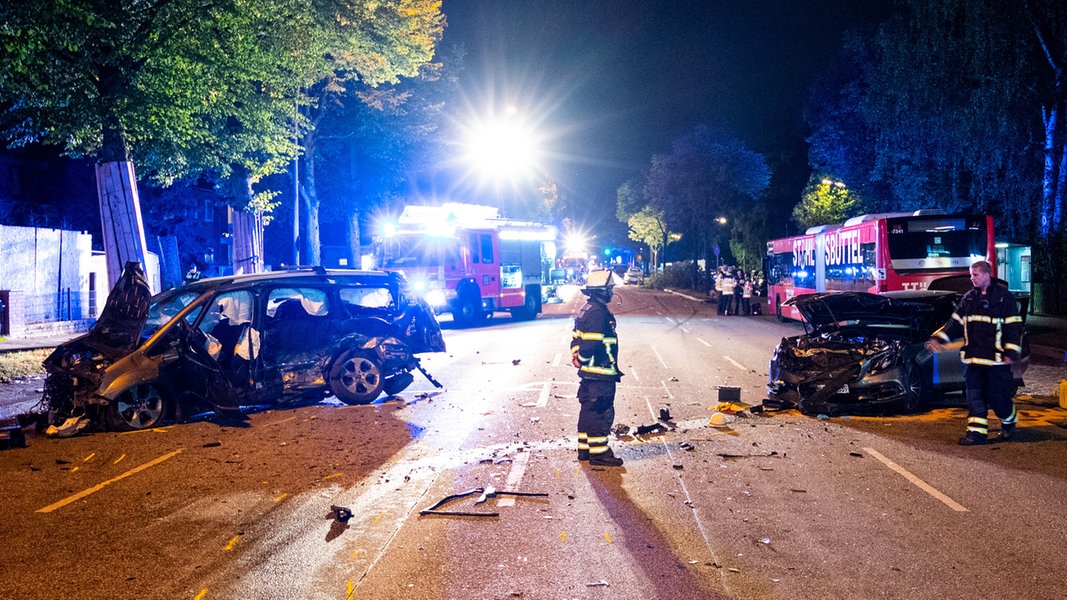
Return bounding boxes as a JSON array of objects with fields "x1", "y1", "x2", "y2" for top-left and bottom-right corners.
[
  {"x1": 658, "y1": 408, "x2": 672, "y2": 422},
  {"x1": 512, "y1": 359, "x2": 521, "y2": 365},
  {"x1": 679, "y1": 442, "x2": 695, "y2": 451},
  {"x1": 849, "y1": 451, "x2": 864, "y2": 458},
  {"x1": 202, "y1": 441, "x2": 222, "y2": 448},
  {"x1": 0, "y1": 424, "x2": 26, "y2": 449},
  {"x1": 420, "y1": 487, "x2": 549, "y2": 518},
  {"x1": 717, "y1": 451, "x2": 781, "y2": 459},
  {"x1": 672, "y1": 464, "x2": 683, "y2": 470},
  {"x1": 635, "y1": 422, "x2": 666, "y2": 435},
  {"x1": 708, "y1": 412, "x2": 731, "y2": 427},
  {"x1": 611, "y1": 423, "x2": 631, "y2": 436},
  {"x1": 45, "y1": 416, "x2": 90, "y2": 438},
  {"x1": 586, "y1": 580, "x2": 610, "y2": 587},
  {"x1": 330, "y1": 505, "x2": 353, "y2": 522}
]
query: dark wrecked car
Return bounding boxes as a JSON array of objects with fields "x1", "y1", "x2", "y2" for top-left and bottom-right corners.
[
  {"x1": 39, "y1": 263, "x2": 446, "y2": 434},
  {"x1": 767, "y1": 290, "x2": 1029, "y2": 416}
]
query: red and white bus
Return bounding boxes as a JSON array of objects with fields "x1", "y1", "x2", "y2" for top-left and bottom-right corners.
[{"x1": 765, "y1": 212, "x2": 995, "y2": 320}]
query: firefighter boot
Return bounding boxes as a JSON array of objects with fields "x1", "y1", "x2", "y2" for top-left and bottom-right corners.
[
  {"x1": 589, "y1": 448, "x2": 624, "y2": 467},
  {"x1": 578, "y1": 432, "x2": 590, "y2": 461},
  {"x1": 992, "y1": 424, "x2": 1015, "y2": 443}
]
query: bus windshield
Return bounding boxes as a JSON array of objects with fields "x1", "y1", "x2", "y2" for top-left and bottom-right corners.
[{"x1": 886, "y1": 216, "x2": 989, "y2": 270}]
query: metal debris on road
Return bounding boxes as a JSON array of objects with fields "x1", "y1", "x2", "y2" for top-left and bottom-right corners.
[
  {"x1": 419, "y1": 487, "x2": 549, "y2": 518},
  {"x1": 331, "y1": 505, "x2": 353, "y2": 522}
]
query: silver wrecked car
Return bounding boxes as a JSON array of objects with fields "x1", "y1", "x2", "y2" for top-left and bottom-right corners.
[
  {"x1": 40, "y1": 263, "x2": 446, "y2": 432},
  {"x1": 766, "y1": 289, "x2": 1029, "y2": 416}
]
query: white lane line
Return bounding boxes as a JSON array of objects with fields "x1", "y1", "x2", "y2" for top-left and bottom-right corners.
[
  {"x1": 681, "y1": 326, "x2": 690, "y2": 333},
  {"x1": 552, "y1": 352, "x2": 562, "y2": 367},
  {"x1": 697, "y1": 338, "x2": 712, "y2": 347},
  {"x1": 630, "y1": 366, "x2": 640, "y2": 381},
  {"x1": 863, "y1": 447, "x2": 969, "y2": 512},
  {"x1": 723, "y1": 355, "x2": 747, "y2": 371},
  {"x1": 497, "y1": 451, "x2": 532, "y2": 507},
  {"x1": 660, "y1": 380, "x2": 675, "y2": 399},
  {"x1": 536, "y1": 382, "x2": 552, "y2": 408},
  {"x1": 37, "y1": 449, "x2": 185, "y2": 513},
  {"x1": 651, "y1": 345, "x2": 668, "y2": 368},
  {"x1": 640, "y1": 395, "x2": 734, "y2": 595}
]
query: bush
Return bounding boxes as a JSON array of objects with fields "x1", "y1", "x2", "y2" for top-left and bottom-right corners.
[
  {"x1": 0, "y1": 349, "x2": 50, "y2": 383},
  {"x1": 647, "y1": 261, "x2": 706, "y2": 291}
]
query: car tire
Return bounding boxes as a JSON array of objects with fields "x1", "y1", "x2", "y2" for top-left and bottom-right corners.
[
  {"x1": 106, "y1": 383, "x2": 170, "y2": 431},
  {"x1": 329, "y1": 351, "x2": 385, "y2": 405}
]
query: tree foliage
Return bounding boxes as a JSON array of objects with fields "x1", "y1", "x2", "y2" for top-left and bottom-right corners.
[{"x1": 791, "y1": 175, "x2": 862, "y2": 230}]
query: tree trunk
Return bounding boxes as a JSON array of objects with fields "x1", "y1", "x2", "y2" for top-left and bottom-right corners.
[
  {"x1": 96, "y1": 161, "x2": 149, "y2": 291},
  {"x1": 346, "y1": 207, "x2": 362, "y2": 269},
  {"x1": 301, "y1": 130, "x2": 322, "y2": 266}
]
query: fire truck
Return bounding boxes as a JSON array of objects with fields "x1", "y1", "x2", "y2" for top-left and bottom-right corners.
[{"x1": 373, "y1": 203, "x2": 558, "y2": 326}]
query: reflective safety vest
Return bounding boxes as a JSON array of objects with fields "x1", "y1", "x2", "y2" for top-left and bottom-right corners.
[
  {"x1": 932, "y1": 283, "x2": 1023, "y2": 366},
  {"x1": 570, "y1": 298, "x2": 622, "y2": 381}
]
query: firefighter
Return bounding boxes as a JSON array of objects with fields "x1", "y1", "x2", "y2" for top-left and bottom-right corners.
[
  {"x1": 926, "y1": 260, "x2": 1023, "y2": 445},
  {"x1": 570, "y1": 270, "x2": 624, "y2": 466}
]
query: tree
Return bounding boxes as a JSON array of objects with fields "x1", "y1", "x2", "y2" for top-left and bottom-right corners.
[
  {"x1": 792, "y1": 175, "x2": 863, "y2": 230},
  {"x1": 626, "y1": 207, "x2": 670, "y2": 270},
  {"x1": 295, "y1": 0, "x2": 443, "y2": 266},
  {"x1": 0, "y1": 0, "x2": 211, "y2": 286},
  {"x1": 644, "y1": 124, "x2": 770, "y2": 289}
]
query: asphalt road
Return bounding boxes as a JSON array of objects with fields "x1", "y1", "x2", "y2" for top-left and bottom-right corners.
[{"x1": 2, "y1": 284, "x2": 1067, "y2": 599}]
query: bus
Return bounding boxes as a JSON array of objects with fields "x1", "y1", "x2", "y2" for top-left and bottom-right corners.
[{"x1": 765, "y1": 212, "x2": 995, "y2": 321}]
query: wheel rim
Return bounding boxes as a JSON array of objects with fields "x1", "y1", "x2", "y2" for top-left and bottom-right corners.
[
  {"x1": 338, "y1": 356, "x2": 382, "y2": 396},
  {"x1": 116, "y1": 384, "x2": 165, "y2": 429}
]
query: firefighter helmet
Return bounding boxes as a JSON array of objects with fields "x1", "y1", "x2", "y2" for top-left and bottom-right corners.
[{"x1": 583, "y1": 270, "x2": 615, "y2": 290}]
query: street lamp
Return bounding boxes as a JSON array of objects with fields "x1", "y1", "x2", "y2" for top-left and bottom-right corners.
[{"x1": 462, "y1": 106, "x2": 541, "y2": 190}]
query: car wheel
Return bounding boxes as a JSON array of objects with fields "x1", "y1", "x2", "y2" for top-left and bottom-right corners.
[
  {"x1": 107, "y1": 383, "x2": 170, "y2": 431},
  {"x1": 901, "y1": 364, "x2": 924, "y2": 412},
  {"x1": 511, "y1": 287, "x2": 540, "y2": 321},
  {"x1": 329, "y1": 351, "x2": 385, "y2": 405}
]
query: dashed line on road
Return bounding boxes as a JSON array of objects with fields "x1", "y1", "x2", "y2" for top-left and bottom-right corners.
[
  {"x1": 651, "y1": 345, "x2": 668, "y2": 368},
  {"x1": 552, "y1": 351, "x2": 562, "y2": 367},
  {"x1": 723, "y1": 355, "x2": 747, "y2": 371},
  {"x1": 697, "y1": 338, "x2": 712, "y2": 347},
  {"x1": 660, "y1": 380, "x2": 674, "y2": 400},
  {"x1": 36, "y1": 449, "x2": 185, "y2": 513},
  {"x1": 536, "y1": 382, "x2": 552, "y2": 408},
  {"x1": 497, "y1": 451, "x2": 533, "y2": 507},
  {"x1": 863, "y1": 447, "x2": 969, "y2": 512}
]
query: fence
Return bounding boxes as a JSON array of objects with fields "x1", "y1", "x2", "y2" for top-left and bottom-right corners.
[{"x1": 21, "y1": 288, "x2": 98, "y2": 324}]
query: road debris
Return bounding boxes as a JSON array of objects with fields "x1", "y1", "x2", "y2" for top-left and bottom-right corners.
[
  {"x1": 420, "y1": 487, "x2": 549, "y2": 518},
  {"x1": 330, "y1": 505, "x2": 353, "y2": 522},
  {"x1": 586, "y1": 580, "x2": 610, "y2": 587}
]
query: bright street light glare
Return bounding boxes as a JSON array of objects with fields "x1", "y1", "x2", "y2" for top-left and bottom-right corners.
[{"x1": 463, "y1": 116, "x2": 540, "y2": 182}]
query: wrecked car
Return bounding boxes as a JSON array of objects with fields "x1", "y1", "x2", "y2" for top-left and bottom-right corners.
[
  {"x1": 40, "y1": 263, "x2": 446, "y2": 432},
  {"x1": 767, "y1": 290, "x2": 1029, "y2": 416}
]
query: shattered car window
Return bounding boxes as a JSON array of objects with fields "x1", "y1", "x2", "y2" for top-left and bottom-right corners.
[
  {"x1": 340, "y1": 286, "x2": 394, "y2": 310},
  {"x1": 144, "y1": 291, "x2": 203, "y2": 338},
  {"x1": 198, "y1": 291, "x2": 256, "y2": 363},
  {"x1": 267, "y1": 288, "x2": 330, "y2": 319}
]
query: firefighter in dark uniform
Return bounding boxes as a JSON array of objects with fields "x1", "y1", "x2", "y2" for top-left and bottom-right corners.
[
  {"x1": 926, "y1": 260, "x2": 1023, "y2": 445},
  {"x1": 571, "y1": 270, "x2": 624, "y2": 466}
]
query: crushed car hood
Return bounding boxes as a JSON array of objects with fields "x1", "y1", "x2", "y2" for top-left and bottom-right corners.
[
  {"x1": 67, "y1": 261, "x2": 153, "y2": 358},
  {"x1": 786, "y1": 291, "x2": 957, "y2": 341}
]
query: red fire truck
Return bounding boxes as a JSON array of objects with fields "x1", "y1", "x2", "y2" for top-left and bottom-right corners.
[{"x1": 373, "y1": 203, "x2": 558, "y2": 326}]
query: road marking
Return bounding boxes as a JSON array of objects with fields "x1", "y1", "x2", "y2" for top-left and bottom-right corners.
[
  {"x1": 552, "y1": 351, "x2": 562, "y2": 367},
  {"x1": 651, "y1": 345, "x2": 668, "y2": 368},
  {"x1": 630, "y1": 366, "x2": 640, "y2": 381},
  {"x1": 863, "y1": 447, "x2": 969, "y2": 512},
  {"x1": 697, "y1": 337, "x2": 712, "y2": 347},
  {"x1": 36, "y1": 449, "x2": 185, "y2": 513},
  {"x1": 498, "y1": 451, "x2": 532, "y2": 507},
  {"x1": 536, "y1": 382, "x2": 551, "y2": 407},
  {"x1": 660, "y1": 380, "x2": 674, "y2": 399},
  {"x1": 723, "y1": 355, "x2": 747, "y2": 371}
]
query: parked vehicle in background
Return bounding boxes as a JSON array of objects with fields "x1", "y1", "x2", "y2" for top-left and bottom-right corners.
[
  {"x1": 373, "y1": 203, "x2": 558, "y2": 326},
  {"x1": 39, "y1": 264, "x2": 445, "y2": 433},
  {"x1": 765, "y1": 211, "x2": 996, "y2": 321},
  {"x1": 623, "y1": 267, "x2": 643, "y2": 285},
  {"x1": 767, "y1": 288, "x2": 1029, "y2": 416}
]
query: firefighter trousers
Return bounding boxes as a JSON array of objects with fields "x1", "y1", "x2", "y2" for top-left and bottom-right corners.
[
  {"x1": 963, "y1": 363, "x2": 1018, "y2": 436},
  {"x1": 577, "y1": 380, "x2": 616, "y2": 457}
]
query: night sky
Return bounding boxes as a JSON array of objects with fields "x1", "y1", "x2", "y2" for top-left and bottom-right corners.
[{"x1": 440, "y1": 0, "x2": 891, "y2": 229}]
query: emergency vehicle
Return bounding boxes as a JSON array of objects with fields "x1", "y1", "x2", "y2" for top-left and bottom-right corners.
[{"x1": 373, "y1": 203, "x2": 558, "y2": 326}]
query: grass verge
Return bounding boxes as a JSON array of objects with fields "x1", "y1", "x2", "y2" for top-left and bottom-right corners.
[{"x1": 0, "y1": 349, "x2": 51, "y2": 383}]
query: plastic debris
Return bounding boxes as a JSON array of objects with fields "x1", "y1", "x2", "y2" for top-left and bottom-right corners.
[
  {"x1": 331, "y1": 505, "x2": 353, "y2": 522},
  {"x1": 44, "y1": 416, "x2": 90, "y2": 438},
  {"x1": 586, "y1": 580, "x2": 609, "y2": 587}
]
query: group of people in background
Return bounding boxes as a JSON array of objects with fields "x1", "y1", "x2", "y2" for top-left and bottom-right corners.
[{"x1": 714, "y1": 265, "x2": 766, "y2": 316}]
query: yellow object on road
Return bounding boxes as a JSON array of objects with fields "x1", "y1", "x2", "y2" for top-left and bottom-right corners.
[{"x1": 1059, "y1": 379, "x2": 1067, "y2": 410}]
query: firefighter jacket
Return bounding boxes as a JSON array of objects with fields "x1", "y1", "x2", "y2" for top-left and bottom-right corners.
[
  {"x1": 932, "y1": 282, "x2": 1023, "y2": 366},
  {"x1": 571, "y1": 297, "x2": 623, "y2": 381}
]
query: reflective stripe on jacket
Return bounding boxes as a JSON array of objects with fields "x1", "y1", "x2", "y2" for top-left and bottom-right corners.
[
  {"x1": 571, "y1": 298, "x2": 623, "y2": 381},
  {"x1": 932, "y1": 282, "x2": 1023, "y2": 365}
]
